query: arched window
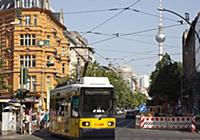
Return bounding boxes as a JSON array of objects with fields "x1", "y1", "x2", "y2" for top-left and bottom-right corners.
[{"x1": 23, "y1": 0, "x2": 33, "y2": 8}]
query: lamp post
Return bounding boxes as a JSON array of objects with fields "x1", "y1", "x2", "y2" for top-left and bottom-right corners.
[
  {"x1": 158, "y1": 7, "x2": 200, "y2": 114},
  {"x1": 158, "y1": 7, "x2": 200, "y2": 44}
]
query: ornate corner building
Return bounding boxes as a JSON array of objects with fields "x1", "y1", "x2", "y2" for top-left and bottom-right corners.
[{"x1": 0, "y1": 0, "x2": 71, "y2": 111}]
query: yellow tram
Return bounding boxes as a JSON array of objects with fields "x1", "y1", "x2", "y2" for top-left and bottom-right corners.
[{"x1": 49, "y1": 77, "x2": 116, "y2": 138}]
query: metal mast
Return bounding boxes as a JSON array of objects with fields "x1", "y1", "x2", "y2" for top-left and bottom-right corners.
[{"x1": 155, "y1": 0, "x2": 166, "y2": 61}]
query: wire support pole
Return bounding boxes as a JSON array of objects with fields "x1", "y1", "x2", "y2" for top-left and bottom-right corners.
[{"x1": 158, "y1": 7, "x2": 200, "y2": 45}]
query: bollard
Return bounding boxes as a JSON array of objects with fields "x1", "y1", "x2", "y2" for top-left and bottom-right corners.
[
  {"x1": 191, "y1": 116, "x2": 196, "y2": 133},
  {"x1": 140, "y1": 115, "x2": 144, "y2": 128},
  {"x1": 135, "y1": 115, "x2": 140, "y2": 128}
]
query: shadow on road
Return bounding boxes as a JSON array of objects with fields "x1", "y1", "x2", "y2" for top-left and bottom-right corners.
[
  {"x1": 32, "y1": 129, "x2": 54, "y2": 140},
  {"x1": 32, "y1": 129, "x2": 115, "y2": 140}
]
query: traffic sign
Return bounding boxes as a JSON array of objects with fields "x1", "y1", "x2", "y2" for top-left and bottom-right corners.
[{"x1": 139, "y1": 104, "x2": 147, "y2": 113}]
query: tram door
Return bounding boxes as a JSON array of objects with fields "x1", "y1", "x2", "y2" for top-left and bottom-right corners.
[{"x1": 69, "y1": 96, "x2": 80, "y2": 137}]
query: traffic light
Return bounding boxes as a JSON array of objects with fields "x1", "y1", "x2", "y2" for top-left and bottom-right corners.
[
  {"x1": 20, "y1": 66, "x2": 28, "y2": 85},
  {"x1": 23, "y1": 67, "x2": 28, "y2": 84}
]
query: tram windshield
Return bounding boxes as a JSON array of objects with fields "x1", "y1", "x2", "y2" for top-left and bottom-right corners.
[{"x1": 81, "y1": 88, "x2": 114, "y2": 117}]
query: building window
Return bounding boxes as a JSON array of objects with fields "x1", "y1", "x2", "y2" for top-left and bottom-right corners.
[
  {"x1": 33, "y1": 15, "x2": 37, "y2": 26},
  {"x1": 62, "y1": 63, "x2": 65, "y2": 74},
  {"x1": 20, "y1": 55, "x2": 24, "y2": 66},
  {"x1": 25, "y1": 34, "x2": 31, "y2": 46},
  {"x1": 15, "y1": 0, "x2": 20, "y2": 8},
  {"x1": 25, "y1": 55, "x2": 31, "y2": 67},
  {"x1": 27, "y1": 76, "x2": 37, "y2": 91},
  {"x1": 19, "y1": 34, "x2": 36, "y2": 46},
  {"x1": 32, "y1": 35, "x2": 36, "y2": 45},
  {"x1": 32, "y1": 0, "x2": 37, "y2": 7},
  {"x1": 20, "y1": 34, "x2": 24, "y2": 46},
  {"x1": 24, "y1": 0, "x2": 32, "y2": 8},
  {"x1": 31, "y1": 76, "x2": 36, "y2": 91},
  {"x1": 32, "y1": 55, "x2": 36, "y2": 67},
  {"x1": 25, "y1": 15, "x2": 31, "y2": 25},
  {"x1": 61, "y1": 46, "x2": 65, "y2": 56},
  {"x1": 20, "y1": 55, "x2": 36, "y2": 67}
]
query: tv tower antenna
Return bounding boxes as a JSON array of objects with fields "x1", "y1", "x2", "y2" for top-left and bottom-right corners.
[{"x1": 155, "y1": 0, "x2": 166, "y2": 61}]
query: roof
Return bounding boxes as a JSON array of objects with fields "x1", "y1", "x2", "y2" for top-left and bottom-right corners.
[
  {"x1": 51, "y1": 77, "x2": 113, "y2": 93},
  {"x1": 0, "y1": 0, "x2": 14, "y2": 10},
  {"x1": 53, "y1": 12, "x2": 61, "y2": 21}
]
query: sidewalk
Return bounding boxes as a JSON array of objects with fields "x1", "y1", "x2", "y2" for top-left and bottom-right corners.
[
  {"x1": 0, "y1": 131, "x2": 20, "y2": 136},
  {"x1": 0, "y1": 130, "x2": 46, "y2": 140},
  {"x1": 0, "y1": 131, "x2": 22, "y2": 140}
]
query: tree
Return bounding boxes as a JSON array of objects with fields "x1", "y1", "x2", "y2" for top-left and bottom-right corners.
[
  {"x1": 56, "y1": 61, "x2": 135, "y2": 109},
  {"x1": 84, "y1": 62, "x2": 134, "y2": 109},
  {"x1": 149, "y1": 53, "x2": 183, "y2": 105},
  {"x1": 56, "y1": 61, "x2": 148, "y2": 109},
  {"x1": 133, "y1": 91, "x2": 148, "y2": 107}
]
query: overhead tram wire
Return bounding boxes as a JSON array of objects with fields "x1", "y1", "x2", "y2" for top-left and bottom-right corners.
[
  {"x1": 63, "y1": 8, "x2": 127, "y2": 14},
  {"x1": 89, "y1": 23, "x2": 186, "y2": 45},
  {"x1": 82, "y1": 0, "x2": 142, "y2": 36},
  {"x1": 95, "y1": 52, "x2": 181, "y2": 70},
  {"x1": 82, "y1": 31, "x2": 180, "y2": 39},
  {"x1": 95, "y1": 48, "x2": 158, "y2": 55},
  {"x1": 129, "y1": 8, "x2": 178, "y2": 22},
  {"x1": 62, "y1": 7, "x2": 179, "y2": 23},
  {"x1": 120, "y1": 23, "x2": 186, "y2": 37}
]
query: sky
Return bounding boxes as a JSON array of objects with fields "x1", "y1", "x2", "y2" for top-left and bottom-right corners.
[{"x1": 49, "y1": 0, "x2": 200, "y2": 76}]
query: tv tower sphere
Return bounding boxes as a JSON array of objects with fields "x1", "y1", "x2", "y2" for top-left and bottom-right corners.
[{"x1": 156, "y1": 32, "x2": 166, "y2": 43}]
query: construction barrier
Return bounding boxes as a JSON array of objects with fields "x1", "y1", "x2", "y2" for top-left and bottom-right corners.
[{"x1": 139, "y1": 116, "x2": 195, "y2": 132}]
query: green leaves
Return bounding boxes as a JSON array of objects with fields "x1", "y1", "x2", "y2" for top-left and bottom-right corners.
[{"x1": 149, "y1": 53, "x2": 183, "y2": 105}]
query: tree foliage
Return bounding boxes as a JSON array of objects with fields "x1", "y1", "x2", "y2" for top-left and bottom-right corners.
[
  {"x1": 56, "y1": 61, "x2": 148, "y2": 109},
  {"x1": 149, "y1": 53, "x2": 183, "y2": 105},
  {"x1": 83, "y1": 61, "x2": 148, "y2": 109},
  {"x1": 84, "y1": 62, "x2": 134, "y2": 108},
  {"x1": 133, "y1": 91, "x2": 148, "y2": 107}
]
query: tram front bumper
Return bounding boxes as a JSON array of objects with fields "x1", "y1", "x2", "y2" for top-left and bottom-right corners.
[{"x1": 80, "y1": 128, "x2": 115, "y2": 137}]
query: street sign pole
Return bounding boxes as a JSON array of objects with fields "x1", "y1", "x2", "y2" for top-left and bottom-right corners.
[{"x1": 20, "y1": 65, "x2": 24, "y2": 134}]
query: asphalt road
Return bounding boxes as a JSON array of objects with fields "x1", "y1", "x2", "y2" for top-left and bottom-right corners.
[{"x1": 1, "y1": 116, "x2": 200, "y2": 140}]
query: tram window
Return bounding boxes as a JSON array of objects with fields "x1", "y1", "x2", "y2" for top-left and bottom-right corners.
[
  {"x1": 55, "y1": 98, "x2": 65, "y2": 116},
  {"x1": 71, "y1": 96, "x2": 80, "y2": 117},
  {"x1": 64, "y1": 97, "x2": 70, "y2": 116},
  {"x1": 82, "y1": 90, "x2": 113, "y2": 116}
]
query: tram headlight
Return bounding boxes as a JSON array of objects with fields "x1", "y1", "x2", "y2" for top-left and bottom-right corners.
[
  {"x1": 82, "y1": 121, "x2": 90, "y2": 126},
  {"x1": 108, "y1": 121, "x2": 114, "y2": 126}
]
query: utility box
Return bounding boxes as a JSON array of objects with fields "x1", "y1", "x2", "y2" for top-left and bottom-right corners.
[
  {"x1": 2, "y1": 112, "x2": 16, "y2": 132},
  {"x1": 135, "y1": 115, "x2": 141, "y2": 128}
]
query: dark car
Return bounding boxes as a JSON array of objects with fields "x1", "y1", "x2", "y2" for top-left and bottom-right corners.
[{"x1": 125, "y1": 110, "x2": 138, "y2": 119}]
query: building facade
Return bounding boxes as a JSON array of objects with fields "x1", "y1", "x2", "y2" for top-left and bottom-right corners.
[
  {"x1": 64, "y1": 31, "x2": 94, "y2": 78},
  {"x1": 0, "y1": 0, "x2": 70, "y2": 111},
  {"x1": 117, "y1": 64, "x2": 138, "y2": 94},
  {"x1": 182, "y1": 13, "x2": 200, "y2": 114}
]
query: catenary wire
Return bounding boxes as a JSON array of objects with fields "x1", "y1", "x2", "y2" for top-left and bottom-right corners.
[
  {"x1": 89, "y1": 23, "x2": 185, "y2": 45},
  {"x1": 82, "y1": 0, "x2": 142, "y2": 35}
]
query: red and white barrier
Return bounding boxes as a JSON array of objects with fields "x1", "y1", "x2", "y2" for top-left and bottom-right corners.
[
  {"x1": 140, "y1": 115, "x2": 145, "y2": 128},
  {"x1": 191, "y1": 117, "x2": 196, "y2": 133},
  {"x1": 140, "y1": 116, "x2": 195, "y2": 132}
]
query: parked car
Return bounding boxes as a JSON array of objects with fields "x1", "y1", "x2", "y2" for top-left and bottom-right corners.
[{"x1": 125, "y1": 110, "x2": 138, "y2": 119}]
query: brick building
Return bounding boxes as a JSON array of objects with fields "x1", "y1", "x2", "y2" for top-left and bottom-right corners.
[{"x1": 0, "y1": 0, "x2": 70, "y2": 111}]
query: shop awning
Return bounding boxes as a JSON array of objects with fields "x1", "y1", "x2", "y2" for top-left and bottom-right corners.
[{"x1": 0, "y1": 99, "x2": 11, "y2": 103}]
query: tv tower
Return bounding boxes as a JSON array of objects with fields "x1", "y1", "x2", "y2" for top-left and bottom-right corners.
[{"x1": 155, "y1": 0, "x2": 166, "y2": 61}]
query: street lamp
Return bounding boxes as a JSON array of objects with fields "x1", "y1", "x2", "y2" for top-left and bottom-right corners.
[
  {"x1": 157, "y1": 7, "x2": 200, "y2": 44},
  {"x1": 158, "y1": 7, "x2": 200, "y2": 113}
]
